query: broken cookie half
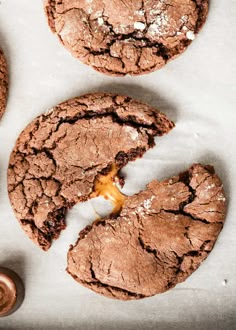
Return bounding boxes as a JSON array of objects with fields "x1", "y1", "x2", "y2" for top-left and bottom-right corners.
[
  {"x1": 8, "y1": 93, "x2": 174, "y2": 250},
  {"x1": 0, "y1": 48, "x2": 8, "y2": 119},
  {"x1": 67, "y1": 164, "x2": 226, "y2": 300}
]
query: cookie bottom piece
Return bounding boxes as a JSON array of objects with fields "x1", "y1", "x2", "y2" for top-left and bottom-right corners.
[{"x1": 67, "y1": 164, "x2": 226, "y2": 300}]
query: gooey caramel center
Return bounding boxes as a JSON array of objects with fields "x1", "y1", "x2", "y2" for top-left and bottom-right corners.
[{"x1": 91, "y1": 164, "x2": 126, "y2": 214}]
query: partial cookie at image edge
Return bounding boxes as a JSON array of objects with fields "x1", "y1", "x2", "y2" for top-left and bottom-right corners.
[
  {"x1": 0, "y1": 48, "x2": 8, "y2": 119},
  {"x1": 43, "y1": 0, "x2": 209, "y2": 76}
]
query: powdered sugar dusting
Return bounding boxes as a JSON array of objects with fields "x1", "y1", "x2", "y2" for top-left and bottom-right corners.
[
  {"x1": 217, "y1": 195, "x2": 226, "y2": 202},
  {"x1": 181, "y1": 15, "x2": 188, "y2": 23},
  {"x1": 148, "y1": 12, "x2": 170, "y2": 36},
  {"x1": 124, "y1": 126, "x2": 139, "y2": 141},
  {"x1": 143, "y1": 198, "x2": 152, "y2": 209},
  {"x1": 206, "y1": 184, "x2": 216, "y2": 190},
  {"x1": 94, "y1": 10, "x2": 103, "y2": 19},
  {"x1": 136, "y1": 196, "x2": 155, "y2": 215}
]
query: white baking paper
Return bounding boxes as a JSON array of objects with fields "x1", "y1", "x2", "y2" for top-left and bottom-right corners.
[{"x1": 0, "y1": 1, "x2": 235, "y2": 329}]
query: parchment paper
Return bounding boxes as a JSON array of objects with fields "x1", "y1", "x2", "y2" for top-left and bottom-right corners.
[{"x1": 0, "y1": 1, "x2": 235, "y2": 329}]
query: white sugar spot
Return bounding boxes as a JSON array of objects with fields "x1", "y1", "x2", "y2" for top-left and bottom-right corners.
[
  {"x1": 114, "y1": 24, "x2": 127, "y2": 33},
  {"x1": 125, "y1": 126, "x2": 139, "y2": 140},
  {"x1": 148, "y1": 12, "x2": 170, "y2": 36},
  {"x1": 97, "y1": 17, "x2": 104, "y2": 26},
  {"x1": 217, "y1": 195, "x2": 226, "y2": 202},
  {"x1": 111, "y1": 51, "x2": 119, "y2": 57},
  {"x1": 134, "y1": 21, "x2": 146, "y2": 30},
  {"x1": 136, "y1": 196, "x2": 155, "y2": 215},
  {"x1": 136, "y1": 206, "x2": 144, "y2": 214},
  {"x1": 143, "y1": 196, "x2": 155, "y2": 209},
  {"x1": 181, "y1": 15, "x2": 188, "y2": 23},
  {"x1": 186, "y1": 31, "x2": 195, "y2": 40},
  {"x1": 207, "y1": 184, "x2": 216, "y2": 190},
  {"x1": 137, "y1": 10, "x2": 145, "y2": 16},
  {"x1": 94, "y1": 10, "x2": 103, "y2": 18},
  {"x1": 143, "y1": 199, "x2": 152, "y2": 209}
]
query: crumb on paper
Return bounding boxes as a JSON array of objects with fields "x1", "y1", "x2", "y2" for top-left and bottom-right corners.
[{"x1": 222, "y1": 279, "x2": 228, "y2": 286}]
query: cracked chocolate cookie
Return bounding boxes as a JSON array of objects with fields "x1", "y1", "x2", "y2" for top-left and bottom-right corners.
[
  {"x1": 0, "y1": 48, "x2": 8, "y2": 119},
  {"x1": 44, "y1": 0, "x2": 208, "y2": 76},
  {"x1": 8, "y1": 93, "x2": 174, "y2": 251},
  {"x1": 67, "y1": 164, "x2": 226, "y2": 300}
]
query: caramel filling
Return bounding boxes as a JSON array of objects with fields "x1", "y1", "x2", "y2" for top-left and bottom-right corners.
[{"x1": 91, "y1": 164, "x2": 126, "y2": 214}]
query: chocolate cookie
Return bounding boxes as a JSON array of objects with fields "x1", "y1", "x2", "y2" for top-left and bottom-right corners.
[
  {"x1": 67, "y1": 164, "x2": 226, "y2": 300},
  {"x1": 0, "y1": 48, "x2": 8, "y2": 119},
  {"x1": 8, "y1": 93, "x2": 174, "y2": 251},
  {"x1": 44, "y1": 0, "x2": 208, "y2": 76}
]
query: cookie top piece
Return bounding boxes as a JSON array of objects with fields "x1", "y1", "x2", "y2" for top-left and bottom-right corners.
[
  {"x1": 0, "y1": 49, "x2": 8, "y2": 119},
  {"x1": 44, "y1": 0, "x2": 208, "y2": 76},
  {"x1": 67, "y1": 164, "x2": 226, "y2": 300},
  {"x1": 8, "y1": 93, "x2": 174, "y2": 251}
]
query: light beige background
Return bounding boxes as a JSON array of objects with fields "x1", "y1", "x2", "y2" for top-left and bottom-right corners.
[{"x1": 0, "y1": 1, "x2": 235, "y2": 329}]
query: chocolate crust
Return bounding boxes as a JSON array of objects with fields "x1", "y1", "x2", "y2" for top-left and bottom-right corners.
[
  {"x1": 67, "y1": 164, "x2": 226, "y2": 300},
  {"x1": 44, "y1": 0, "x2": 209, "y2": 76},
  {"x1": 0, "y1": 48, "x2": 8, "y2": 119},
  {"x1": 8, "y1": 93, "x2": 174, "y2": 251}
]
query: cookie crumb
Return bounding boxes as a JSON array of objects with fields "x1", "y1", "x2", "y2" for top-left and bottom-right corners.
[{"x1": 222, "y1": 279, "x2": 228, "y2": 286}]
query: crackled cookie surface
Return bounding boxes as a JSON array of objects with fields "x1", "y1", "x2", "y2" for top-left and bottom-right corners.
[
  {"x1": 8, "y1": 93, "x2": 174, "y2": 250},
  {"x1": 0, "y1": 49, "x2": 8, "y2": 119},
  {"x1": 67, "y1": 164, "x2": 226, "y2": 300},
  {"x1": 44, "y1": 0, "x2": 208, "y2": 76}
]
